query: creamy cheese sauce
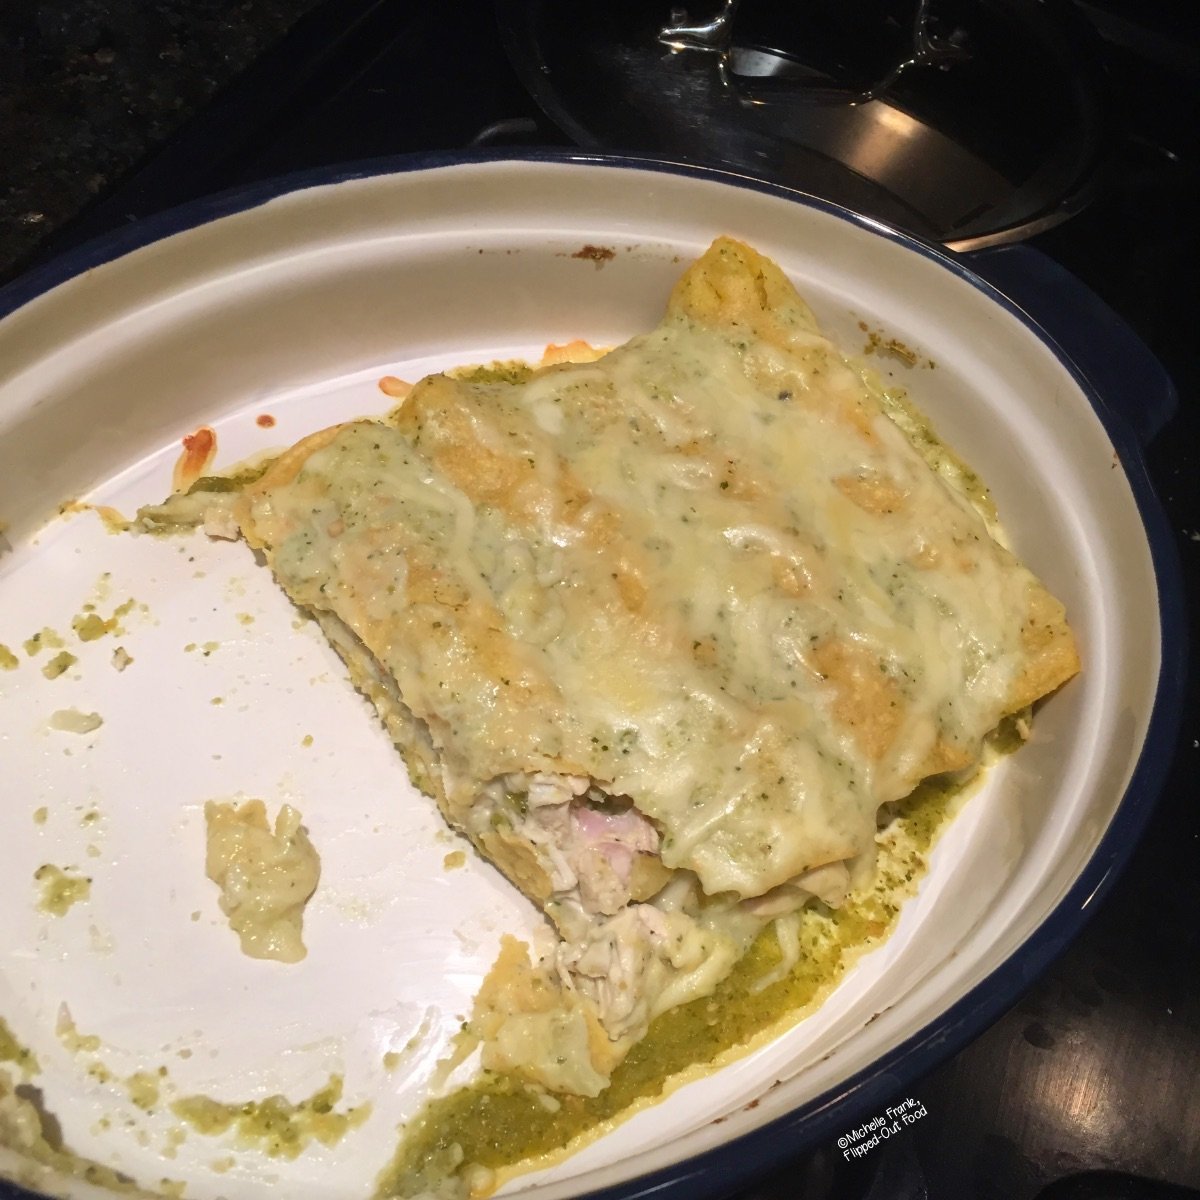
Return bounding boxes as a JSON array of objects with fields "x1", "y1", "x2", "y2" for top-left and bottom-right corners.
[{"x1": 203, "y1": 800, "x2": 321, "y2": 962}]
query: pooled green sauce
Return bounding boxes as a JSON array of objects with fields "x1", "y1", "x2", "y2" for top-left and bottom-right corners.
[
  {"x1": 377, "y1": 774, "x2": 969, "y2": 1198},
  {"x1": 172, "y1": 1075, "x2": 371, "y2": 1160},
  {"x1": 186, "y1": 463, "x2": 273, "y2": 495}
]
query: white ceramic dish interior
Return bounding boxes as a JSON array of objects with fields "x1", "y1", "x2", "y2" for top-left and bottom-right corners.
[{"x1": 0, "y1": 159, "x2": 1162, "y2": 1200}]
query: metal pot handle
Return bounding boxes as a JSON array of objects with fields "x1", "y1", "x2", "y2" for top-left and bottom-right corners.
[{"x1": 658, "y1": 0, "x2": 971, "y2": 105}]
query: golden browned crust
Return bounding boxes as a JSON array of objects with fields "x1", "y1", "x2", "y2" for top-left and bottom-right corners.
[
  {"x1": 675, "y1": 236, "x2": 1079, "y2": 739},
  {"x1": 667, "y1": 236, "x2": 821, "y2": 348},
  {"x1": 1009, "y1": 584, "x2": 1082, "y2": 711}
]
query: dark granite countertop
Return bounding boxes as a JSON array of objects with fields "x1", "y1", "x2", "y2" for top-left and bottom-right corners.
[{"x1": 0, "y1": 0, "x2": 320, "y2": 280}]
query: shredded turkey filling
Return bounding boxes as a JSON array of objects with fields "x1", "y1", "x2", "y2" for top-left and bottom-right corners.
[{"x1": 464, "y1": 771, "x2": 859, "y2": 1049}]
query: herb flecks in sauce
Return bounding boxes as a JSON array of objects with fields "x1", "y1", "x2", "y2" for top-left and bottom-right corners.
[
  {"x1": 125, "y1": 1069, "x2": 169, "y2": 1112},
  {"x1": 171, "y1": 1075, "x2": 371, "y2": 1160},
  {"x1": 450, "y1": 363, "x2": 536, "y2": 387}
]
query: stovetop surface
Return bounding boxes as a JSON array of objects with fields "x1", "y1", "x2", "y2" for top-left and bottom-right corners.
[{"x1": 5, "y1": 2, "x2": 1199, "y2": 1198}]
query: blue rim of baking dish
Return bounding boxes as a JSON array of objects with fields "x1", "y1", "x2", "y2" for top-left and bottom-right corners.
[{"x1": 0, "y1": 149, "x2": 1187, "y2": 1200}]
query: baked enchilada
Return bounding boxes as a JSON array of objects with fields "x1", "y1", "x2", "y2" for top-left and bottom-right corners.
[{"x1": 142, "y1": 236, "x2": 1078, "y2": 1148}]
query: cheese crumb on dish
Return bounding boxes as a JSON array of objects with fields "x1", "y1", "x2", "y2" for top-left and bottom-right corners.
[
  {"x1": 72, "y1": 604, "x2": 126, "y2": 642},
  {"x1": 22, "y1": 628, "x2": 64, "y2": 656},
  {"x1": 126, "y1": 1070, "x2": 166, "y2": 1112},
  {"x1": 55, "y1": 1006, "x2": 101, "y2": 1057},
  {"x1": 48, "y1": 709, "x2": 103, "y2": 734},
  {"x1": 203, "y1": 800, "x2": 320, "y2": 963},
  {"x1": 33, "y1": 865, "x2": 91, "y2": 916},
  {"x1": 40, "y1": 651, "x2": 77, "y2": 680}
]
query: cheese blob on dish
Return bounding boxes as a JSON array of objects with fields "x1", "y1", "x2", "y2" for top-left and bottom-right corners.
[{"x1": 203, "y1": 800, "x2": 320, "y2": 963}]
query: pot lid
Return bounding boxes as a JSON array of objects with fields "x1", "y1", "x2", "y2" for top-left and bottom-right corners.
[{"x1": 498, "y1": 0, "x2": 1112, "y2": 248}]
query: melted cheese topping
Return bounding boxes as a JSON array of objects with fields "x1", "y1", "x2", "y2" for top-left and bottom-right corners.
[{"x1": 240, "y1": 240, "x2": 1074, "y2": 900}]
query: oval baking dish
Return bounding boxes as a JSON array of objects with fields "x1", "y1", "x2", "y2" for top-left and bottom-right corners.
[{"x1": 0, "y1": 154, "x2": 1184, "y2": 1200}]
